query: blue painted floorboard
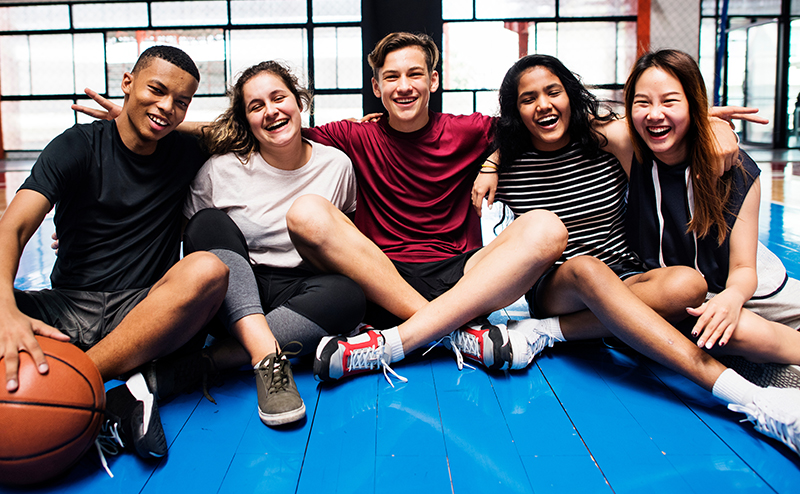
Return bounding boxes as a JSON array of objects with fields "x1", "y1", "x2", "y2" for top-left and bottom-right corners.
[{"x1": 4, "y1": 167, "x2": 800, "y2": 493}]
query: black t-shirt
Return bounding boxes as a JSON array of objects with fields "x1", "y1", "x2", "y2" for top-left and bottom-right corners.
[
  {"x1": 626, "y1": 150, "x2": 760, "y2": 293},
  {"x1": 20, "y1": 120, "x2": 208, "y2": 291}
]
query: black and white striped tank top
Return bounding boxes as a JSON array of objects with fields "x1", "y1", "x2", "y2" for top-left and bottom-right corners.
[{"x1": 496, "y1": 142, "x2": 640, "y2": 268}]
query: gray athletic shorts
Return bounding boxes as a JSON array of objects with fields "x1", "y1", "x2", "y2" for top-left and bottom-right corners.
[{"x1": 14, "y1": 287, "x2": 151, "y2": 351}]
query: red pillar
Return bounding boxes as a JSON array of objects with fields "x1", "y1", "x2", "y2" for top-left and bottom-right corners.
[
  {"x1": 637, "y1": 0, "x2": 651, "y2": 57},
  {"x1": 504, "y1": 22, "x2": 529, "y2": 59}
]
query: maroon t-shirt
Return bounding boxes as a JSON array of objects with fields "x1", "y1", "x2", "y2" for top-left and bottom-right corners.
[{"x1": 304, "y1": 111, "x2": 494, "y2": 263}]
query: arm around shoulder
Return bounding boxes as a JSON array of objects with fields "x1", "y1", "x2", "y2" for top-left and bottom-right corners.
[{"x1": 595, "y1": 118, "x2": 633, "y2": 176}]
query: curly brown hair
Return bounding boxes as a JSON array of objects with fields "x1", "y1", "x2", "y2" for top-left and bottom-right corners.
[{"x1": 203, "y1": 61, "x2": 311, "y2": 158}]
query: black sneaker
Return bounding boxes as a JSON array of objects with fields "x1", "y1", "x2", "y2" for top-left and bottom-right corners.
[
  {"x1": 143, "y1": 349, "x2": 219, "y2": 404},
  {"x1": 255, "y1": 352, "x2": 305, "y2": 426},
  {"x1": 102, "y1": 372, "x2": 168, "y2": 459}
]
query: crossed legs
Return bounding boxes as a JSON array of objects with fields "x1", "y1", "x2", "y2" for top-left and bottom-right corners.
[
  {"x1": 287, "y1": 194, "x2": 567, "y2": 354},
  {"x1": 85, "y1": 252, "x2": 228, "y2": 381}
]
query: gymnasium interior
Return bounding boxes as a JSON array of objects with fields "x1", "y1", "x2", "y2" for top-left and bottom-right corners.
[{"x1": 1, "y1": 0, "x2": 799, "y2": 492}]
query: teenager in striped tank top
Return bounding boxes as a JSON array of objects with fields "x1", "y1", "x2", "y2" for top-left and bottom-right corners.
[{"x1": 473, "y1": 54, "x2": 800, "y2": 456}]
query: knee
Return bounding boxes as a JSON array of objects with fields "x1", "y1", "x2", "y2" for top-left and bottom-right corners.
[
  {"x1": 286, "y1": 194, "x2": 338, "y2": 247},
  {"x1": 514, "y1": 210, "x2": 568, "y2": 262},
  {"x1": 660, "y1": 266, "x2": 707, "y2": 309},
  {"x1": 183, "y1": 208, "x2": 241, "y2": 255},
  {"x1": 559, "y1": 256, "x2": 612, "y2": 289},
  {"x1": 180, "y1": 251, "x2": 229, "y2": 299}
]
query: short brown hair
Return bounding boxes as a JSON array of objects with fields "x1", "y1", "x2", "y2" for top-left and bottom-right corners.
[{"x1": 367, "y1": 32, "x2": 439, "y2": 80}]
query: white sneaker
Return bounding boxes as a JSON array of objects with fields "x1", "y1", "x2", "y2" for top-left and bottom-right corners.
[
  {"x1": 427, "y1": 320, "x2": 540, "y2": 371},
  {"x1": 507, "y1": 318, "x2": 557, "y2": 367},
  {"x1": 728, "y1": 386, "x2": 800, "y2": 456}
]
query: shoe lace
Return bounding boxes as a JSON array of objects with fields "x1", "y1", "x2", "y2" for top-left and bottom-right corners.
[
  {"x1": 528, "y1": 332, "x2": 555, "y2": 358},
  {"x1": 424, "y1": 334, "x2": 476, "y2": 371},
  {"x1": 267, "y1": 356, "x2": 291, "y2": 395},
  {"x1": 190, "y1": 353, "x2": 219, "y2": 405},
  {"x1": 94, "y1": 419, "x2": 124, "y2": 478},
  {"x1": 347, "y1": 340, "x2": 408, "y2": 387},
  {"x1": 729, "y1": 399, "x2": 799, "y2": 454},
  {"x1": 262, "y1": 342, "x2": 304, "y2": 395}
]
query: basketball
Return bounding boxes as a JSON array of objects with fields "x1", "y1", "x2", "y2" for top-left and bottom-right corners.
[{"x1": 0, "y1": 335, "x2": 105, "y2": 485}]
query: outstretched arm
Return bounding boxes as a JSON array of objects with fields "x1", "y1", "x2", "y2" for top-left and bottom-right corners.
[
  {"x1": 73, "y1": 87, "x2": 208, "y2": 136},
  {"x1": 709, "y1": 106, "x2": 770, "y2": 126},
  {"x1": 597, "y1": 107, "x2": 767, "y2": 177},
  {"x1": 0, "y1": 190, "x2": 70, "y2": 392}
]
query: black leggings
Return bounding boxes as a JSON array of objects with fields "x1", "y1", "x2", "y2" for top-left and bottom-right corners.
[{"x1": 183, "y1": 208, "x2": 365, "y2": 354}]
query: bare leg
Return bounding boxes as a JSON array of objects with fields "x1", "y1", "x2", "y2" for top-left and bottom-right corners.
[
  {"x1": 86, "y1": 252, "x2": 228, "y2": 381},
  {"x1": 287, "y1": 194, "x2": 427, "y2": 319},
  {"x1": 229, "y1": 314, "x2": 279, "y2": 366},
  {"x1": 703, "y1": 309, "x2": 800, "y2": 364},
  {"x1": 396, "y1": 210, "x2": 567, "y2": 352},
  {"x1": 556, "y1": 265, "x2": 707, "y2": 339},
  {"x1": 537, "y1": 256, "x2": 724, "y2": 391}
]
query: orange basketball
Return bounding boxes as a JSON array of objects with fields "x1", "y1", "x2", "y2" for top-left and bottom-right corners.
[{"x1": 0, "y1": 335, "x2": 105, "y2": 485}]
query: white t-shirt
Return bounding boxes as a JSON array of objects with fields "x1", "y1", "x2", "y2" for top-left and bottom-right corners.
[{"x1": 184, "y1": 139, "x2": 357, "y2": 268}]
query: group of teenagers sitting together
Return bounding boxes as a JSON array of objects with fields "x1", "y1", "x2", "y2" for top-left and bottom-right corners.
[{"x1": 2, "y1": 30, "x2": 800, "y2": 473}]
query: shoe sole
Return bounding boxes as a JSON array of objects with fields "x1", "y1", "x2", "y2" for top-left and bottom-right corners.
[
  {"x1": 258, "y1": 402, "x2": 307, "y2": 426},
  {"x1": 719, "y1": 355, "x2": 800, "y2": 389},
  {"x1": 314, "y1": 336, "x2": 338, "y2": 382}
]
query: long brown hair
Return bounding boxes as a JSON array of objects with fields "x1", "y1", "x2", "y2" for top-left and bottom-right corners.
[
  {"x1": 624, "y1": 49, "x2": 737, "y2": 245},
  {"x1": 203, "y1": 61, "x2": 311, "y2": 158}
]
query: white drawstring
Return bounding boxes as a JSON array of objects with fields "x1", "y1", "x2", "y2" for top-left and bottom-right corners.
[{"x1": 650, "y1": 160, "x2": 702, "y2": 274}]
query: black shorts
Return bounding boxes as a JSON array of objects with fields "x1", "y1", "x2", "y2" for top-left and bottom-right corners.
[
  {"x1": 364, "y1": 248, "x2": 481, "y2": 329},
  {"x1": 526, "y1": 260, "x2": 644, "y2": 319},
  {"x1": 14, "y1": 287, "x2": 150, "y2": 351}
]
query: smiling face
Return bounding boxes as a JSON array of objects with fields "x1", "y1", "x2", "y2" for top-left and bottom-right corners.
[
  {"x1": 243, "y1": 72, "x2": 303, "y2": 157},
  {"x1": 117, "y1": 57, "x2": 198, "y2": 155},
  {"x1": 516, "y1": 66, "x2": 571, "y2": 152},
  {"x1": 371, "y1": 46, "x2": 439, "y2": 133},
  {"x1": 630, "y1": 67, "x2": 690, "y2": 165}
]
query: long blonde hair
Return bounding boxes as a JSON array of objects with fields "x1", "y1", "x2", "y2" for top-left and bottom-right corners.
[
  {"x1": 624, "y1": 49, "x2": 738, "y2": 245},
  {"x1": 203, "y1": 61, "x2": 311, "y2": 159}
]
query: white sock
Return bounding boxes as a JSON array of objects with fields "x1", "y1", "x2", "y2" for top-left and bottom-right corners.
[
  {"x1": 509, "y1": 317, "x2": 565, "y2": 342},
  {"x1": 380, "y1": 326, "x2": 405, "y2": 363},
  {"x1": 712, "y1": 368, "x2": 758, "y2": 406}
]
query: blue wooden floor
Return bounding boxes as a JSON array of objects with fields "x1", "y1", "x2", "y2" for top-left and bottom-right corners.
[{"x1": 2, "y1": 150, "x2": 799, "y2": 493}]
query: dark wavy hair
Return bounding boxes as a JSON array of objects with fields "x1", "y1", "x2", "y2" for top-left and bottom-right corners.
[
  {"x1": 494, "y1": 54, "x2": 616, "y2": 171},
  {"x1": 202, "y1": 61, "x2": 311, "y2": 158}
]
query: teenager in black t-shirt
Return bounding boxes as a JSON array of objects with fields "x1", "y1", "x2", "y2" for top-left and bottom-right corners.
[{"x1": 0, "y1": 46, "x2": 227, "y2": 465}]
